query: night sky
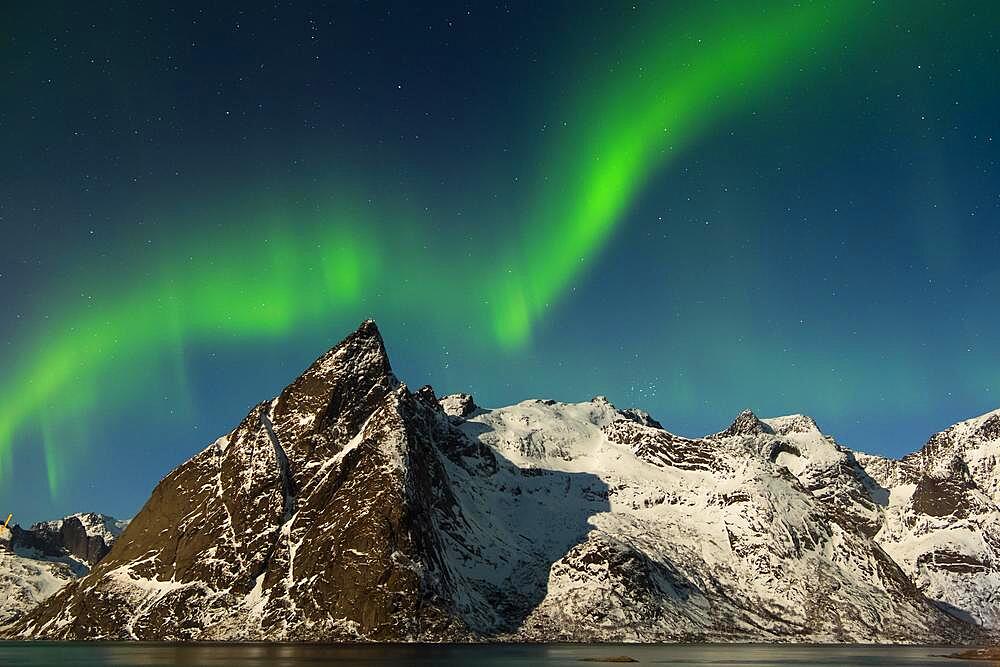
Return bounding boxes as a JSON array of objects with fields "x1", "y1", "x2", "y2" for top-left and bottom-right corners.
[{"x1": 2, "y1": 1, "x2": 999, "y2": 524}]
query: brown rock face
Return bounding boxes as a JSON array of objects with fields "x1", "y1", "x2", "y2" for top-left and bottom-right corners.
[{"x1": 9, "y1": 321, "x2": 472, "y2": 640}]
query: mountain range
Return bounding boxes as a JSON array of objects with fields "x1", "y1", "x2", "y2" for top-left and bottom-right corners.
[{"x1": 2, "y1": 321, "x2": 997, "y2": 642}]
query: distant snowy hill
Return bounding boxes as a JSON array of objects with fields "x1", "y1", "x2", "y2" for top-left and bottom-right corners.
[
  {"x1": 3, "y1": 321, "x2": 994, "y2": 642},
  {"x1": 37, "y1": 513, "x2": 130, "y2": 547},
  {"x1": 0, "y1": 513, "x2": 127, "y2": 626}
]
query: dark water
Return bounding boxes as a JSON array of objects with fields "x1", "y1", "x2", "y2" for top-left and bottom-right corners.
[{"x1": 0, "y1": 643, "x2": 985, "y2": 667}]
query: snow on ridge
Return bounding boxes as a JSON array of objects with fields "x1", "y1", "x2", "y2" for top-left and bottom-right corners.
[
  {"x1": 761, "y1": 413, "x2": 823, "y2": 436},
  {"x1": 450, "y1": 393, "x2": 969, "y2": 641},
  {"x1": 942, "y1": 406, "x2": 1000, "y2": 440},
  {"x1": 461, "y1": 396, "x2": 635, "y2": 469}
]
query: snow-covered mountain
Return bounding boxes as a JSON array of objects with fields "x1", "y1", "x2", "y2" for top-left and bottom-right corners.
[
  {"x1": 15, "y1": 512, "x2": 129, "y2": 567},
  {"x1": 0, "y1": 513, "x2": 126, "y2": 626},
  {"x1": 3, "y1": 321, "x2": 993, "y2": 642},
  {"x1": 858, "y1": 408, "x2": 1000, "y2": 628}
]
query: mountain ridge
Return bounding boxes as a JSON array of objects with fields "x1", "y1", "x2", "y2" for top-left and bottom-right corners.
[{"x1": 3, "y1": 321, "x2": 996, "y2": 642}]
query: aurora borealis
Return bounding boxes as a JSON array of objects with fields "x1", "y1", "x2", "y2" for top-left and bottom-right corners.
[{"x1": 2, "y1": 2, "x2": 999, "y2": 522}]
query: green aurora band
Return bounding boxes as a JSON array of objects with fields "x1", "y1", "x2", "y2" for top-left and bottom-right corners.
[
  {"x1": 490, "y1": 1, "x2": 863, "y2": 345},
  {"x1": 0, "y1": 2, "x2": 867, "y2": 496}
]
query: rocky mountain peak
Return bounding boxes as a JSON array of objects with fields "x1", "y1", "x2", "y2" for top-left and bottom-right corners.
[
  {"x1": 714, "y1": 409, "x2": 774, "y2": 438},
  {"x1": 288, "y1": 319, "x2": 393, "y2": 399},
  {"x1": 327, "y1": 319, "x2": 392, "y2": 378},
  {"x1": 439, "y1": 393, "x2": 477, "y2": 418},
  {"x1": 414, "y1": 384, "x2": 443, "y2": 412},
  {"x1": 270, "y1": 319, "x2": 399, "y2": 467}
]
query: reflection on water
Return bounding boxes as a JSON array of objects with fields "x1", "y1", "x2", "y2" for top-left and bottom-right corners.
[{"x1": 0, "y1": 643, "x2": 986, "y2": 667}]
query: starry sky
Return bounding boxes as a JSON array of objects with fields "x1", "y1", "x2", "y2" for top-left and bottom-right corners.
[{"x1": 2, "y1": 1, "x2": 999, "y2": 524}]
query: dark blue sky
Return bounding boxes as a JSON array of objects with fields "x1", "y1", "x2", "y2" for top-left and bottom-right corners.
[{"x1": 1, "y1": 1, "x2": 998, "y2": 524}]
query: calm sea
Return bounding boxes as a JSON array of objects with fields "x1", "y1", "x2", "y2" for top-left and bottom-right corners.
[{"x1": 0, "y1": 643, "x2": 984, "y2": 667}]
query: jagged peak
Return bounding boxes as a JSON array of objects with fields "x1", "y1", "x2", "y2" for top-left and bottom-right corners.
[
  {"x1": 439, "y1": 393, "x2": 477, "y2": 418},
  {"x1": 714, "y1": 409, "x2": 774, "y2": 438},
  {"x1": 268, "y1": 319, "x2": 400, "y2": 465},
  {"x1": 290, "y1": 320, "x2": 395, "y2": 394},
  {"x1": 312, "y1": 319, "x2": 392, "y2": 376},
  {"x1": 414, "y1": 384, "x2": 442, "y2": 412}
]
